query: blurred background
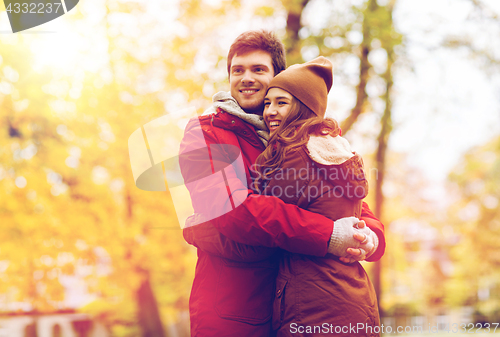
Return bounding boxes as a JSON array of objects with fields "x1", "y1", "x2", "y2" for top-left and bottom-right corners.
[{"x1": 1, "y1": 0, "x2": 500, "y2": 336}]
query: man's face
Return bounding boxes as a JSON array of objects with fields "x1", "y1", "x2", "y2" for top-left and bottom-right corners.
[{"x1": 229, "y1": 50, "x2": 274, "y2": 115}]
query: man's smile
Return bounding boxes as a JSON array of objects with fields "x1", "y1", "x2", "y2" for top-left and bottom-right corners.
[{"x1": 240, "y1": 89, "x2": 259, "y2": 95}]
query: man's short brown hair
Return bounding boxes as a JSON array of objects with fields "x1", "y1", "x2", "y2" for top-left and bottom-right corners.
[{"x1": 227, "y1": 30, "x2": 286, "y2": 78}]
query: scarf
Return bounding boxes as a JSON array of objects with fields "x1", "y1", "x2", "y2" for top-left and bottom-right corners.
[{"x1": 203, "y1": 91, "x2": 269, "y2": 147}]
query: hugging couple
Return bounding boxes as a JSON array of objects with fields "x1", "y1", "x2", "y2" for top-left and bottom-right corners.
[{"x1": 180, "y1": 30, "x2": 385, "y2": 337}]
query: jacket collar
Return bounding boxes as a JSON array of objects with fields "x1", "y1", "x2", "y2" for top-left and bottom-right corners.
[{"x1": 203, "y1": 91, "x2": 269, "y2": 146}]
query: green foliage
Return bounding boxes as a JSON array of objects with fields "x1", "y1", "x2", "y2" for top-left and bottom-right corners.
[
  {"x1": 255, "y1": 6, "x2": 275, "y2": 17},
  {"x1": 446, "y1": 136, "x2": 500, "y2": 314}
]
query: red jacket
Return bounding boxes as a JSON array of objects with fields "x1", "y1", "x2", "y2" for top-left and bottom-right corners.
[{"x1": 180, "y1": 108, "x2": 385, "y2": 336}]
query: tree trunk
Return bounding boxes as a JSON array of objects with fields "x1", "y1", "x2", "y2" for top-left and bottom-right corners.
[
  {"x1": 340, "y1": 0, "x2": 378, "y2": 134},
  {"x1": 137, "y1": 274, "x2": 167, "y2": 337},
  {"x1": 125, "y1": 189, "x2": 166, "y2": 337},
  {"x1": 373, "y1": 0, "x2": 397, "y2": 316},
  {"x1": 284, "y1": 0, "x2": 310, "y2": 65}
]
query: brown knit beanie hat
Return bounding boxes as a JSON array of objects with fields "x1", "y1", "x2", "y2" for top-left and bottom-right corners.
[{"x1": 267, "y1": 56, "x2": 333, "y2": 117}]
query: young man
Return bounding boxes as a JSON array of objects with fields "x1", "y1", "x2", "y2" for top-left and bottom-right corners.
[{"x1": 179, "y1": 30, "x2": 385, "y2": 337}]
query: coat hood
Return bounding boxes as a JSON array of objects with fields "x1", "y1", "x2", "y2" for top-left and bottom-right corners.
[{"x1": 305, "y1": 135, "x2": 368, "y2": 200}]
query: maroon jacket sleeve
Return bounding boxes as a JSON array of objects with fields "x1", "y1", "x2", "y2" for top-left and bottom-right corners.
[
  {"x1": 179, "y1": 117, "x2": 334, "y2": 257},
  {"x1": 360, "y1": 202, "x2": 386, "y2": 261}
]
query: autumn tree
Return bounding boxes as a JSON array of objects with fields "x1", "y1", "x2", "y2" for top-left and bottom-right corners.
[
  {"x1": 447, "y1": 136, "x2": 500, "y2": 320},
  {"x1": 282, "y1": 0, "x2": 403, "y2": 308}
]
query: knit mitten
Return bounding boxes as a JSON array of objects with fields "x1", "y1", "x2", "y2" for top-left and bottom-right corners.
[{"x1": 327, "y1": 217, "x2": 362, "y2": 257}]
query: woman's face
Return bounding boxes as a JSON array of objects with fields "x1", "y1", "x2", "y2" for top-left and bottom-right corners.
[{"x1": 263, "y1": 88, "x2": 293, "y2": 134}]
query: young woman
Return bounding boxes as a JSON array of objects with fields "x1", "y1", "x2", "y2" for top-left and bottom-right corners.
[{"x1": 254, "y1": 57, "x2": 380, "y2": 337}]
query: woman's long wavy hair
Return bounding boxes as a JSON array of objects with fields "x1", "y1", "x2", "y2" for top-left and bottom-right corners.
[{"x1": 253, "y1": 95, "x2": 340, "y2": 193}]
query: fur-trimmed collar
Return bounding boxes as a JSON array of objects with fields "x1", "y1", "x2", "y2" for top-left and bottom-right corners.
[{"x1": 306, "y1": 134, "x2": 354, "y2": 165}]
